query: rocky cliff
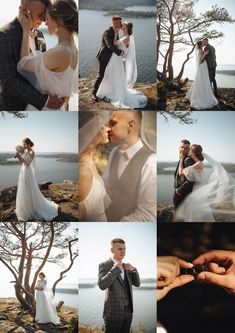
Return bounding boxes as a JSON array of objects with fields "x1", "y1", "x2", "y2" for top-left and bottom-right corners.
[
  {"x1": 0, "y1": 181, "x2": 78, "y2": 222},
  {"x1": 79, "y1": 78, "x2": 156, "y2": 111}
]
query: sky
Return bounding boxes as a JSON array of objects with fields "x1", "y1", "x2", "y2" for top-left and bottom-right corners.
[
  {"x1": 157, "y1": 111, "x2": 235, "y2": 163},
  {"x1": 158, "y1": 0, "x2": 235, "y2": 78},
  {"x1": 0, "y1": 112, "x2": 78, "y2": 153},
  {"x1": 0, "y1": 222, "x2": 79, "y2": 297},
  {"x1": 78, "y1": 222, "x2": 156, "y2": 279}
]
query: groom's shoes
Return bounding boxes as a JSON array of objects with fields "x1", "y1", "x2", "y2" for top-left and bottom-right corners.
[{"x1": 91, "y1": 93, "x2": 99, "y2": 102}]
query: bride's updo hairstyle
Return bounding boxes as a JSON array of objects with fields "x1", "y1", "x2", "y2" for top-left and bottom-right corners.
[
  {"x1": 196, "y1": 40, "x2": 203, "y2": 49},
  {"x1": 39, "y1": 272, "x2": 46, "y2": 278},
  {"x1": 48, "y1": 0, "x2": 78, "y2": 34},
  {"x1": 191, "y1": 144, "x2": 204, "y2": 161},
  {"x1": 23, "y1": 137, "x2": 34, "y2": 147},
  {"x1": 124, "y1": 22, "x2": 133, "y2": 36}
]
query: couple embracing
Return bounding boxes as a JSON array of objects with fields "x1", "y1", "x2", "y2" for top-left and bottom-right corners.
[
  {"x1": 79, "y1": 111, "x2": 156, "y2": 222},
  {"x1": 92, "y1": 16, "x2": 147, "y2": 109},
  {"x1": 187, "y1": 38, "x2": 218, "y2": 110},
  {"x1": 173, "y1": 139, "x2": 235, "y2": 222},
  {"x1": 0, "y1": 0, "x2": 78, "y2": 111}
]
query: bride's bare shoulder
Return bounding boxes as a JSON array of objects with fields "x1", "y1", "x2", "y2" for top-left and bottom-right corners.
[
  {"x1": 192, "y1": 161, "x2": 203, "y2": 170},
  {"x1": 43, "y1": 45, "x2": 71, "y2": 71}
]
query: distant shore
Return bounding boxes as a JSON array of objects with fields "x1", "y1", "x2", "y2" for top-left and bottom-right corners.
[
  {"x1": 158, "y1": 162, "x2": 235, "y2": 174},
  {"x1": 0, "y1": 153, "x2": 77, "y2": 165}
]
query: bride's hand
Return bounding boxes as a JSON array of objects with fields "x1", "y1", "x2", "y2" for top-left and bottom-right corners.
[{"x1": 18, "y1": 7, "x2": 32, "y2": 33}]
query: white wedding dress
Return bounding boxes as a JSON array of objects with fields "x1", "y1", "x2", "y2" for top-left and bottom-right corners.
[
  {"x1": 35, "y1": 279, "x2": 60, "y2": 325},
  {"x1": 97, "y1": 36, "x2": 147, "y2": 109},
  {"x1": 174, "y1": 154, "x2": 235, "y2": 222},
  {"x1": 17, "y1": 49, "x2": 78, "y2": 111},
  {"x1": 186, "y1": 48, "x2": 218, "y2": 110},
  {"x1": 15, "y1": 151, "x2": 58, "y2": 221},
  {"x1": 79, "y1": 163, "x2": 110, "y2": 221}
]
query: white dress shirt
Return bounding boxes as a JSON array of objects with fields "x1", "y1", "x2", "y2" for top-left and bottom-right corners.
[
  {"x1": 111, "y1": 258, "x2": 124, "y2": 280},
  {"x1": 103, "y1": 139, "x2": 157, "y2": 222}
]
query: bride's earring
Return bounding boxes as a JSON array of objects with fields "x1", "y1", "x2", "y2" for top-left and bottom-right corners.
[{"x1": 55, "y1": 25, "x2": 59, "y2": 34}]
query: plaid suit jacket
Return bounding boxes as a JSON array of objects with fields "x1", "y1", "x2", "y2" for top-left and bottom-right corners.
[
  {"x1": 98, "y1": 258, "x2": 140, "y2": 321},
  {"x1": 0, "y1": 18, "x2": 48, "y2": 111}
]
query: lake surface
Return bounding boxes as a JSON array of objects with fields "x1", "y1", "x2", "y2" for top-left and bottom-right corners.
[
  {"x1": 79, "y1": 279, "x2": 156, "y2": 333},
  {"x1": 79, "y1": 9, "x2": 156, "y2": 84},
  {"x1": 0, "y1": 283, "x2": 78, "y2": 308},
  {"x1": 0, "y1": 156, "x2": 77, "y2": 190},
  {"x1": 158, "y1": 166, "x2": 235, "y2": 205},
  {"x1": 158, "y1": 63, "x2": 235, "y2": 88}
]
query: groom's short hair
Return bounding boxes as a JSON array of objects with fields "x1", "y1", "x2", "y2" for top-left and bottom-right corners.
[
  {"x1": 181, "y1": 139, "x2": 190, "y2": 145},
  {"x1": 112, "y1": 15, "x2": 122, "y2": 21},
  {"x1": 21, "y1": 0, "x2": 50, "y2": 5},
  {"x1": 111, "y1": 238, "x2": 125, "y2": 245}
]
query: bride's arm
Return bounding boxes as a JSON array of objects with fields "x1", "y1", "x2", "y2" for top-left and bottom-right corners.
[
  {"x1": 16, "y1": 151, "x2": 35, "y2": 166},
  {"x1": 200, "y1": 50, "x2": 209, "y2": 63}
]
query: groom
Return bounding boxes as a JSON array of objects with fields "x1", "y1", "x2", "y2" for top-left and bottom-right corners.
[
  {"x1": 203, "y1": 38, "x2": 218, "y2": 98},
  {"x1": 103, "y1": 111, "x2": 156, "y2": 222},
  {"x1": 0, "y1": 0, "x2": 64, "y2": 111},
  {"x1": 173, "y1": 139, "x2": 195, "y2": 208},
  {"x1": 92, "y1": 16, "x2": 124, "y2": 102},
  {"x1": 98, "y1": 238, "x2": 140, "y2": 333}
]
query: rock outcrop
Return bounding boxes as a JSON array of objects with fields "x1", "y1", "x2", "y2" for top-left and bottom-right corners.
[
  {"x1": 0, "y1": 298, "x2": 77, "y2": 333},
  {"x1": 0, "y1": 181, "x2": 78, "y2": 222},
  {"x1": 79, "y1": 78, "x2": 156, "y2": 111}
]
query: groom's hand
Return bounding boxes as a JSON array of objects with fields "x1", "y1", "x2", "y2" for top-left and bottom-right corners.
[
  {"x1": 123, "y1": 263, "x2": 135, "y2": 272},
  {"x1": 46, "y1": 95, "x2": 65, "y2": 110}
]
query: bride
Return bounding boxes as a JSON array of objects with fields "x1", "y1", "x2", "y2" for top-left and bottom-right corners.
[
  {"x1": 186, "y1": 40, "x2": 218, "y2": 110},
  {"x1": 97, "y1": 22, "x2": 147, "y2": 109},
  {"x1": 15, "y1": 137, "x2": 58, "y2": 221},
  {"x1": 17, "y1": 0, "x2": 78, "y2": 111},
  {"x1": 174, "y1": 144, "x2": 235, "y2": 222},
  {"x1": 35, "y1": 272, "x2": 60, "y2": 325},
  {"x1": 79, "y1": 112, "x2": 111, "y2": 222}
]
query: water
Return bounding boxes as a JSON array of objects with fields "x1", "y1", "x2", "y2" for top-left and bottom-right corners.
[
  {"x1": 79, "y1": 279, "x2": 156, "y2": 333},
  {"x1": 79, "y1": 10, "x2": 156, "y2": 83},
  {"x1": 158, "y1": 63, "x2": 235, "y2": 88},
  {"x1": 0, "y1": 155, "x2": 77, "y2": 190},
  {"x1": 125, "y1": 6, "x2": 156, "y2": 12},
  {"x1": 157, "y1": 166, "x2": 235, "y2": 205}
]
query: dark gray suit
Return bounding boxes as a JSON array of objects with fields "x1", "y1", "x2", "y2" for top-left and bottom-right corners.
[
  {"x1": 173, "y1": 156, "x2": 195, "y2": 208},
  {"x1": 93, "y1": 26, "x2": 122, "y2": 95},
  {"x1": 205, "y1": 43, "x2": 218, "y2": 96},
  {"x1": 0, "y1": 18, "x2": 48, "y2": 111},
  {"x1": 98, "y1": 258, "x2": 140, "y2": 333}
]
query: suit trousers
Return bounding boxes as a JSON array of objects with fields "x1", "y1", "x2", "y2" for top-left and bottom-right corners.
[
  {"x1": 104, "y1": 306, "x2": 133, "y2": 333},
  {"x1": 93, "y1": 59, "x2": 109, "y2": 95},
  {"x1": 208, "y1": 67, "x2": 218, "y2": 96}
]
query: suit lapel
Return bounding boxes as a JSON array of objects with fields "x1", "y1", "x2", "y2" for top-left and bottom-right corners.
[{"x1": 107, "y1": 258, "x2": 124, "y2": 286}]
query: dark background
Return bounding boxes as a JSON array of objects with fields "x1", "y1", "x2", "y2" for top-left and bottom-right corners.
[{"x1": 157, "y1": 223, "x2": 235, "y2": 333}]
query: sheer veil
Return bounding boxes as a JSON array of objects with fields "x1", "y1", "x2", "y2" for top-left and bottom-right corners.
[
  {"x1": 174, "y1": 153, "x2": 235, "y2": 222},
  {"x1": 125, "y1": 35, "x2": 137, "y2": 88}
]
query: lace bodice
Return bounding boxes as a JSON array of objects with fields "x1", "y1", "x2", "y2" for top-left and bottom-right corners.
[
  {"x1": 36, "y1": 279, "x2": 46, "y2": 290},
  {"x1": 184, "y1": 165, "x2": 204, "y2": 184}
]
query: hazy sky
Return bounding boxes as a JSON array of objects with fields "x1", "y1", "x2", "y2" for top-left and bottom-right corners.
[
  {"x1": 159, "y1": 0, "x2": 235, "y2": 77},
  {"x1": 0, "y1": 222, "x2": 79, "y2": 297},
  {"x1": 0, "y1": 112, "x2": 78, "y2": 153},
  {"x1": 157, "y1": 111, "x2": 235, "y2": 163},
  {"x1": 78, "y1": 222, "x2": 156, "y2": 279}
]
